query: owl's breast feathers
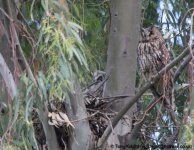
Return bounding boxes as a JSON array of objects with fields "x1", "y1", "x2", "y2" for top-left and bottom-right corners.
[
  {"x1": 138, "y1": 41, "x2": 166, "y2": 80},
  {"x1": 138, "y1": 29, "x2": 170, "y2": 80}
]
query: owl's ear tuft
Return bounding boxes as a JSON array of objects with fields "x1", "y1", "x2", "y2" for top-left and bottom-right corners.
[{"x1": 140, "y1": 27, "x2": 146, "y2": 33}]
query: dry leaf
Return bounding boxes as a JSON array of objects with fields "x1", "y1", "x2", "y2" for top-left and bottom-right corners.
[{"x1": 48, "y1": 111, "x2": 74, "y2": 129}]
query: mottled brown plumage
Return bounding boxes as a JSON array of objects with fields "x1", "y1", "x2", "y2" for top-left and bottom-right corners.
[{"x1": 138, "y1": 26, "x2": 174, "y2": 109}]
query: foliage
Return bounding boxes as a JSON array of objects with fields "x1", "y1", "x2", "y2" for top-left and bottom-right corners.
[
  {"x1": 0, "y1": 0, "x2": 90, "y2": 149},
  {"x1": 181, "y1": 122, "x2": 194, "y2": 145},
  {"x1": 0, "y1": 74, "x2": 38, "y2": 149},
  {"x1": 142, "y1": 0, "x2": 160, "y2": 27},
  {"x1": 69, "y1": 0, "x2": 109, "y2": 71},
  {"x1": 37, "y1": 5, "x2": 89, "y2": 100}
]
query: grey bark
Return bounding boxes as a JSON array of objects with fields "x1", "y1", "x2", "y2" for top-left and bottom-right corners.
[
  {"x1": 37, "y1": 107, "x2": 61, "y2": 150},
  {"x1": 102, "y1": 0, "x2": 142, "y2": 148},
  {"x1": 65, "y1": 77, "x2": 93, "y2": 150},
  {"x1": 0, "y1": 53, "x2": 17, "y2": 99}
]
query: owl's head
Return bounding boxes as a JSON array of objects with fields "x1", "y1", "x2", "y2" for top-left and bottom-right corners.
[
  {"x1": 140, "y1": 27, "x2": 150, "y2": 42},
  {"x1": 140, "y1": 26, "x2": 162, "y2": 42}
]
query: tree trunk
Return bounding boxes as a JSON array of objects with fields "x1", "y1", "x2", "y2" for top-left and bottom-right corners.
[
  {"x1": 65, "y1": 77, "x2": 93, "y2": 150},
  {"x1": 38, "y1": 107, "x2": 61, "y2": 150},
  {"x1": 103, "y1": 0, "x2": 142, "y2": 148}
]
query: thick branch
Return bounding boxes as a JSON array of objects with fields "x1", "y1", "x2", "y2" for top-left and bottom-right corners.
[
  {"x1": 97, "y1": 44, "x2": 194, "y2": 148},
  {"x1": 0, "y1": 53, "x2": 17, "y2": 99}
]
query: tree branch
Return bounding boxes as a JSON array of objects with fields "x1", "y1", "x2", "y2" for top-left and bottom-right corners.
[
  {"x1": 0, "y1": 53, "x2": 17, "y2": 99},
  {"x1": 97, "y1": 44, "x2": 194, "y2": 148},
  {"x1": 174, "y1": 54, "x2": 191, "y2": 81}
]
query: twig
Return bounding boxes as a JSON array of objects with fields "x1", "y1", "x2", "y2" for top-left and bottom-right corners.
[
  {"x1": 180, "y1": 8, "x2": 194, "y2": 31},
  {"x1": 97, "y1": 44, "x2": 194, "y2": 148},
  {"x1": 128, "y1": 96, "x2": 164, "y2": 145},
  {"x1": 188, "y1": 10, "x2": 194, "y2": 108},
  {"x1": 71, "y1": 111, "x2": 99, "y2": 123},
  {"x1": 13, "y1": 1, "x2": 38, "y2": 41},
  {"x1": 168, "y1": 9, "x2": 194, "y2": 81},
  {"x1": 143, "y1": 125, "x2": 180, "y2": 128},
  {"x1": 134, "y1": 96, "x2": 164, "y2": 125},
  {"x1": 0, "y1": 8, "x2": 13, "y2": 21},
  {"x1": 87, "y1": 108, "x2": 115, "y2": 115},
  {"x1": 99, "y1": 95, "x2": 132, "y2": 100},
  {"x1": 174, "y1": 54, "x2": 191, "y2": 81},
  {"x1": 163, "y1": 130, "x2": 179, "y2": 150},
  {"x1": 0, "y1": 6, "x2": 37, "y2": 86}
]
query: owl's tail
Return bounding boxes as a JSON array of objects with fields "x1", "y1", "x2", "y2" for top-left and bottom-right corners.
[{"x1": 150, "y1": 72, "x2": 175, "y2": 110}]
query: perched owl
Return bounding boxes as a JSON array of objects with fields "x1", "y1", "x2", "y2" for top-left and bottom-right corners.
[{"x1": 137, "y1": 26, "x2": 174, "y2": 109}]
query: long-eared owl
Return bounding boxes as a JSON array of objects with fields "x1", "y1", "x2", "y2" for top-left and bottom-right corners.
[{"x1": 137, "y1": 26, "x2": 174, "y2": 109}]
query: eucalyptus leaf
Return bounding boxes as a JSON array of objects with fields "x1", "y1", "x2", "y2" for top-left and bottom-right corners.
[{"x1": 37, "y1": 72, "x2": 47, "y2": 100}]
